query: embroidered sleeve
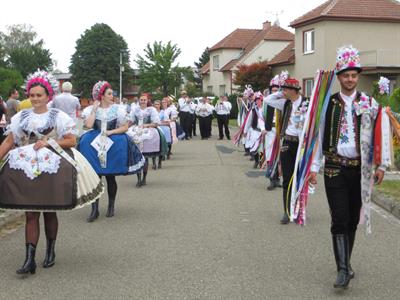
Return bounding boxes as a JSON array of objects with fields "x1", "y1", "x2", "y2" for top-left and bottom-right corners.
[
  {"x1": 150, "y1": 107, "x2": 160, "y2": 124},
  {"x1": 6, "y1": 112, "x2": 24, "y2": 145},
  {"x1": 82, "y1": 105, "x2": 93, "y2": 121},
  {"x1": 56, "y1": 111, "x2": 78, "y2": 137}
]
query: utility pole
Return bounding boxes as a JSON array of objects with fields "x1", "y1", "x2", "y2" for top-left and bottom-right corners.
[{"x1": 119, "y1": 51, "x2": 124, "y2": 101}]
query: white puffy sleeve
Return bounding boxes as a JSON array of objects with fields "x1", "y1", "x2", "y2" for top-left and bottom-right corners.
[
  {"x1": 7, "y1": 111, "x2": 24, "y2": 143},
  {"x1": 150, "y1": 107, "x2": 160, "y2": 124},
  {"x1": 82, "y1": 105, "x2": 94, "y2": 121},
  {"x1": 116, "y1": 105, "x2": 128, "y2": 127},
  {"x1": 56, "y1": 110, "x2": 78, "y2": 138}
]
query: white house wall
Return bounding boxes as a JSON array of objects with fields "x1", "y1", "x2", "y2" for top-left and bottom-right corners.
[{"x1": 241, "y1": 41, "x2": 291, "y2": 65}]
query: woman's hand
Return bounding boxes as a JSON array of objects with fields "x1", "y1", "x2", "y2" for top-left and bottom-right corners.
[{"x1": 33, "y1": 139, "x2": 49, "y2": 151}]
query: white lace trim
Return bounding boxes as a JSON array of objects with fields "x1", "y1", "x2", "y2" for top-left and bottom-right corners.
[{"x1": 8, "y1": 145, "x2": 61, "y2": 180}]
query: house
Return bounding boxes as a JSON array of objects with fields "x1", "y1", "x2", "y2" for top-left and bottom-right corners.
[
  {"x1": 202, "y1": 21, "x2": 294, "y2": 95},
  {"x1": 269, "y1": 0, "x2": 400, "y2": 96}
]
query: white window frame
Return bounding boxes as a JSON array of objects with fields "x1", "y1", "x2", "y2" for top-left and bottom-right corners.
[
  {"x1": 303, "y1": 29, "x2": 315, "y2": 54},
  {"x1": 207, "y1": 86, "x2": 213, "y2": 94},
  {"x1": 213, "y1": 55, "x2": 220, "y2": 70},
  {"x1": 303, "y1": 78, "x2": 314, "y2": 98},
  {"x1": 219, "y1": 85, "x2": 226, "y2": 96}
]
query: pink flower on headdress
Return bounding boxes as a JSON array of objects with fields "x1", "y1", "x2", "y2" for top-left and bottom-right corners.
[
  {"x1": 25, "y1": 70, "x2": 59, "y2": 101},
  {"x1": 378, "y1": 76, "x2": 390, "y2": 95}
]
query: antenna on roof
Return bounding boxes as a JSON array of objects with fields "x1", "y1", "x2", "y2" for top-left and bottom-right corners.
[{"x1": 266, "y1": 10, "x2": 284, "y2": 26}]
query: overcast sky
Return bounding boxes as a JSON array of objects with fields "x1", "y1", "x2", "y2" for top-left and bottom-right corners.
[{"x1": 0, "y1": 0, "x2": 325, "y2": 72}]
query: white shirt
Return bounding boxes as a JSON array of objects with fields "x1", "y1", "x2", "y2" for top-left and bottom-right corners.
[
  {"x1": 178, "y1": 97, "x2": 191, "y2": 112},
  {"x1": 50, "y1": 92, "x2": 80, "y2": 122},
  {"x1": 189, "y1": 102, "x2": 197, "y2": 114},
  {"x1": 195, "y1": 103, "x2": 214, "y2": 117},
  {"x1": 264, "y1": 92, "x2": 304, "y2": 137},
  {"x1": 215, "y1": 101, "x2": 232, "y2": 115}
]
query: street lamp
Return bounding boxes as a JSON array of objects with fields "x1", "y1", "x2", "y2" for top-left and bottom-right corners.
[{"x1": 119, "y1": 51, "x2": 124, "y2": 101}]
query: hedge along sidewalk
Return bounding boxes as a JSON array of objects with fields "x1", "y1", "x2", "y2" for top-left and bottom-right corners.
[{"x1": 372, "y1": 175, "x2": 400, "y2": 220}]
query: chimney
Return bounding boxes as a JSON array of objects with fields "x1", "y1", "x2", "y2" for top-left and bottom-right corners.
[{"x1": 263, "y1": 21, "x2": 271, "y2": 30}]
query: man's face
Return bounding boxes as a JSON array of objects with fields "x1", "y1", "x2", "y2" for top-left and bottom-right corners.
[
  {"x1": 271, "y1": 87, "x2": 279, "y2": 94},
  {"x1": 12, "y1": 91, "x2": 19, "y2": 99},
  {"x1": 282, "y1": 87, "x2": 295, "y2": 99},
  {"x1": 337, "y1": 70, "x2": 359, "y2": 92}
]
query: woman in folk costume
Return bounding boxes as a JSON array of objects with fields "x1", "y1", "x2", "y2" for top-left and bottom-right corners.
[
  {"x1": 0, "y1": 70, "x2": 104, "y2": 275},
  {"x1": 264, "y1": 77, "x2": 310, "y2": 225},
  {"x1": 243, "y1": 91, "x2": 265, "y2": 168},
  {"x1": 154, "y1": 99, "x2": 172, "y2": 167},
  {"x1": 309, "y1": 46, "x2": 391, "y2": 289},
  {"x1": 240, "y1": 85, "x2": 255, "y2": 157},
  {"x1": 162, "y1": 97, "x2": 179, "y2": 157},
  {"x1": 129, "y1": 93, "x2": 161, "y2": 187},
  {"x1": 79, "y1": 81, "x2": 144, "y2": 222}
]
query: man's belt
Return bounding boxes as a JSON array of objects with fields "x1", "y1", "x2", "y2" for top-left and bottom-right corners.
[
  {"x1": 283, "y1": 135, "x2": 299, "y2": 142},
  {"x1": 325, "y1": 154, "x2": 361, "y2": 167}
]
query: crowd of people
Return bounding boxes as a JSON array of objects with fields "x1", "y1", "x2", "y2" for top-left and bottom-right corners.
[{"x1": 0, "y1": 44, "x2": 399, "y2": 292}]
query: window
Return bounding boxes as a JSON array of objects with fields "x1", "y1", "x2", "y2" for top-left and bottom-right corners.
[
  {"x1": 213, "y1": 55, "x2": 220, "y2": 70},
  {"x1": 219, "y1": 85, "x2": 226, "y2": 96},
  {"x1": 303, "y1": 29, "x2": 315, "y2": 54},
  {"x1": 207, "y1": 86, "x2": 213, "y2": 94},
  {"x1": 303, "y1": 78, "x2": 314, "y2": 98}
]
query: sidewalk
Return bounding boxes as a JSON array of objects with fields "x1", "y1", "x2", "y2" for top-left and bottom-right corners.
[{"x1": 372, "y1": 171, "x2": 400, "y2": 219}]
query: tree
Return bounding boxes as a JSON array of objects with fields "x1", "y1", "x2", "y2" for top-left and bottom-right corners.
[
  {"x1": 233, "y1": 61, "x2": 272, "y2": 92},
  {"x1": 70, "y1": 23, "x2": 133, "y2": 98},
  {"x1": 0, "y1": 24, "x2": 53, "y2": 78},
  {"x1": 135, "y1": 41, "x2": 190, "y2": 97},
  {"x1": 0, "y1": 68, "x2": 23, "y2": 99},
  {"x1": 193, "y1": 47, "x2": 210, "y2": 90}
]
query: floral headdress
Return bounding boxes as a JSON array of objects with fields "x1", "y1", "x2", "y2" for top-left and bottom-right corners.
[
  {"x1": 254, "y1": 91, "x2": 263, "y2": 100},
  {"x1": 281, "y1": 77, "x2": 301, "y2": 90},
  {"x1": 279, "y1": 70, "x2": 289, "y2": 86},
  {"x1": 25, "y1": 70, "x2": 59, "y2": 101},
  {"x1": 243, "y1": 85, "x2": 254, "y2": 98},
  {"x1": 335, "y1": 45, "x2": 362, "y2": 75},
  {"x1": 92, "y1": 81, "x2": 112, "y2": 101},
  {"x1": 269, "y1": 75, "x2": 280, "y2": 87},
  {"x1": 378, "y1": 76, "x2": 390, "y2": 95}
]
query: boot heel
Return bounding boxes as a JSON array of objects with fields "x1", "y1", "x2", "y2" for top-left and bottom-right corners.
[{"x1": 30, "y1": 267, "x2": 36, "y2": 274}]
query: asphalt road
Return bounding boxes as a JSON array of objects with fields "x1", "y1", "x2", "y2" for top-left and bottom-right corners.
[{"x1": 0, "y1": 134, "x2": 400, "y2": 299}]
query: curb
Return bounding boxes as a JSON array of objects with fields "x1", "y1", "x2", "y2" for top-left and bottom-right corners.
[
  {"x1": 372, "y1": 189, "x2": 400, "y2": 219},
  {"x1": 0, "y1": 211, "x2": 24, "y2": 230}
]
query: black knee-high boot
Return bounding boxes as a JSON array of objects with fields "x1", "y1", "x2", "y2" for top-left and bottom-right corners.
[
  {"x1": 87, "y1": 199, "x2": 99, "y2": 222},
  {"x1": 253, "y1": 153, "x2": 259, "y2": 169},
  {"x1": 17, "y1": 243, "x2": 36, "y2": 275},
  {"x1": 106, "y1": 198, "x2": 115, "y2": 217},
  {"x1": 152, "y1": 157, "x2": 157, "y2": 170},
  {"x1": 167, "y1": 145, "x2": 172, "y2": 159},
  {"x1": 42, "y1": 239, "x2": 56, "y2": 268},
  {"x1": 332, "y1": 234, "x2": 351, "y2": 289},
  {"x1": 142, "y1": 171, "x2": 147, "y2": 186},
  {"x1": 136, "y1": 173, "x2": 142, "y2": 188},
  {"x1": 348, "y1": 231, "x2": 356, "y2": 278},
  {"x1": 158, "y1": 156, "x2": 162, "y2": 169}
]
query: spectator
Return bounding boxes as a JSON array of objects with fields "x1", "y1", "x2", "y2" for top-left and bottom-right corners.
[
  {"x1": 50, "y1": 82, "x2": 80, "y2": 123},
  {"x1": 6, "y1": 89, "x2": 20, "y2": 123}
]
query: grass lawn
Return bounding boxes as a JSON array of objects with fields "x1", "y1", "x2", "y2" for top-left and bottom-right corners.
[
  {"x1": 211, "y1": 119, "x2": 238, "y2": 128},
  {"x1": 376, "y1": 180, "x2": 400, "y2": 202}
]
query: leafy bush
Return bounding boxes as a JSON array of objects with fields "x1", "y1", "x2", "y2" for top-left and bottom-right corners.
[
  {"x1": 394, "y1": 148, "x2": 400, "y2": 170},
  {"x1": 0, "y1": 67, "x2": 24, "y2": 99}
]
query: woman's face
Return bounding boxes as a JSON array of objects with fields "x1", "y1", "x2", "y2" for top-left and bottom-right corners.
[
  {"x1": 162, "y1": 99, "x2": 168, "y2": 109},
  {"x1": 29, "y1": 85, "x2": 49, "y2": 110},
  {"x1": 102, "y1": 88, "x2": 114, "y2": 104},
  {"x1": 154, "y1": 102, "x2": 161, "y2": 110},
  {"x1": 139, "y1": 96, "x2": 148, "y2": 107},
  {"x1": 256, "y1": 98, "x2": 262, "y2": 108}
]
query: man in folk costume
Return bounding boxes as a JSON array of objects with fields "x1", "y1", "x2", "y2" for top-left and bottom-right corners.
[
  {"x1": 264, "y1": 75, "x2": 282, "y2": 190},
  {"x1": 264, "y1": 77, "x2": 309, "y2": 224},
  {"x1": 309, "y1": 45, "x2": 390, "y2": 289}
]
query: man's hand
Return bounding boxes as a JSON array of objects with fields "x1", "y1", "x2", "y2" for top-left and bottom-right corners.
[
  {"x1": 308, "y1": 172, "x2": 318, "y2": 185},
  {"x1": 374, "y1": 168, "x2": 385, "y2": 185}
]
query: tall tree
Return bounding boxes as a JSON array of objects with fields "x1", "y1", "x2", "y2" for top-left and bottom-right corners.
[
  {"x1": 233, "y1": 61, "x2": 272, "y2": 92},
  {"x1": 70, "y1": 23, "x2": 133, "y2": 98},
  {"x1": 193, "y1": 47, "x2": 210, "y2": 90},
  {"x1": 0, "y1": 24, "x2": 53, "y2": 78},
  {"x1": 0, "y1": 68, "x2": 23, "y2": 99},
  {"x1": 135, "y1": 41, "x2": 190, "y2": 97}
]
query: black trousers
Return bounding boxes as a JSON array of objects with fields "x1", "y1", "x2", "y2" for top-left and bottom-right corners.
[
  {"x1": 198, "y1": 116, "x2": 210, "y2": 138},
  {"x1": 280, "y1": 139, "x2": 298, "y2": 214},
  {"x1": 324, "y1": 166, "x2": 362, "y2": 234},
  {"x1": 179, "y1": 111, "x2": 191, "y2": 139},
  {"x1": 191, "y1": 113, "x2": 197, "y2": 136},
  {"x1": 217, "y1": 114, "x2": 230, "y2": 139}
]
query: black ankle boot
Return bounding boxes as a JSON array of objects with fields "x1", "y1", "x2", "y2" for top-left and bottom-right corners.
[
  {"x1": 332, "y1": 234, "x2": 351, "y2": 289},
  {"x1": 87, "y1": 200, "x2": 99, "y2": 222},
  {"x1": 106, "y1": 198, "x2": 115, "y2": 218},
  {"x1": 16, "y1": 243, "x2": 36, "y2": 275},
  {"x1": 141, "y1": 172, "x2": 147, "y2": 186},
  {"x1": 348, "y1": 231, "x2": 356, "y2": 279},
  {"x1": 42, "y1": 239, "x2": 56, "y2": 268}
]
